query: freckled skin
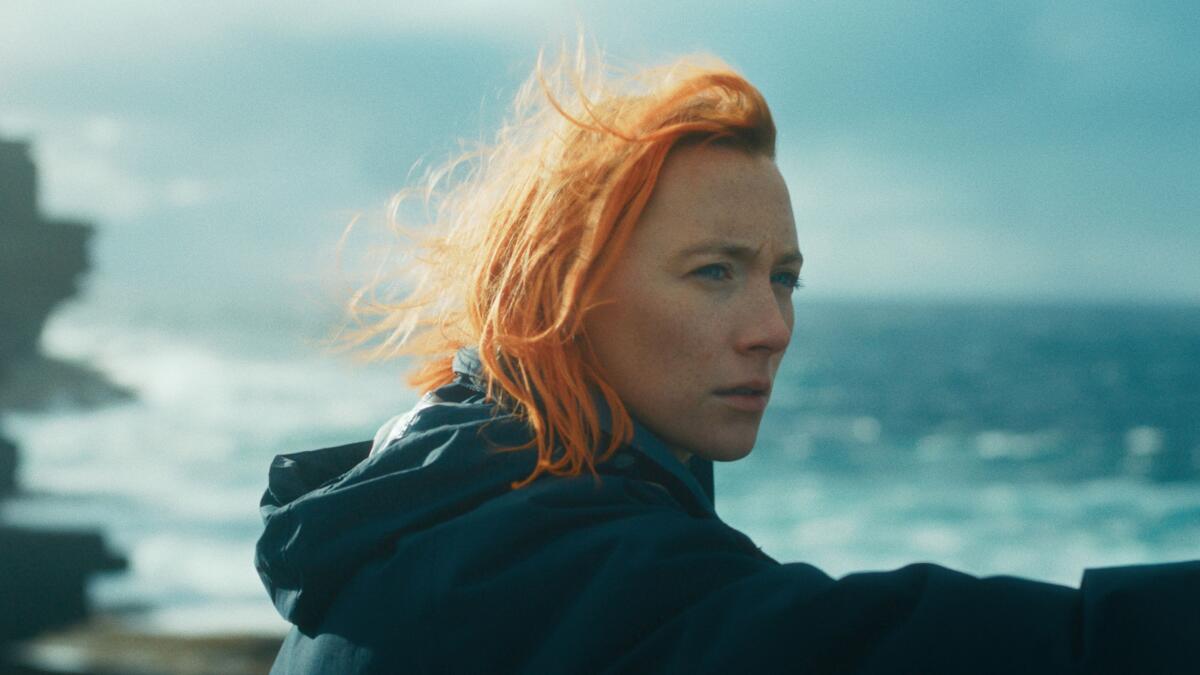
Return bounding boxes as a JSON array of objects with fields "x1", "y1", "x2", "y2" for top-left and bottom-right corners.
[{"x1": 583, "y1": 144, "x2": 801, "y2": 465}]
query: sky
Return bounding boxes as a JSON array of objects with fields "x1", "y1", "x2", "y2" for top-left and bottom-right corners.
[{"x1": 2, "y1": 0, "x2": 1197, "y2": 313}]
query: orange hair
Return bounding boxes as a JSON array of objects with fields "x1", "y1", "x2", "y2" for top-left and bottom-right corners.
[{"x1": 343, "y1": 37, "x2": 776, "y2": 488}]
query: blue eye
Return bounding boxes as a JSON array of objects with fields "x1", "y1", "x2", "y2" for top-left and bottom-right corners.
[
  {"x1": 693, "y1": 264, "x2": 732, "y2": 281},
  {"x1": 772, "y1": 271, "x2": 804, "y2": 290}
]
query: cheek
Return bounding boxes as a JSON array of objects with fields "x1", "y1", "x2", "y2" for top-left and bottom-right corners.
[
  {"x1": 656, "y1": 303, "x2": 722, "y2": 371},
  {"x1": 588, "y1": 275, "x2": 716, "y2": 390},
  {"x1": 612, "y1": 287, "x2": 723, "y2": 400}
]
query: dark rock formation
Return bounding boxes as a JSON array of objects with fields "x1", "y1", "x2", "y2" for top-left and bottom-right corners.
[
  {"x1": 0, "y1": 137, "x2": 129, "y2": 654},
  {"x1": 0, "y1": 526, "x2": 126, "y2": 643},
  {"x1": 0, "y1": 354, "x2": 133, "y2": 412},
  {"x1": 0, "y1": 432, "x2": 16, "y2": 497},
  {"x1": 0, "y1": 140, "x2": 132, "y2": 411},
  {"x1": 0, "y1": 139, "x2": 91, "y2": 363}
]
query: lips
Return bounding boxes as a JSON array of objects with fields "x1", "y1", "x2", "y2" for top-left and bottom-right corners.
[
  {"x1": 714, "y1": 381, "x2": 771, "y2": 412},
  {"x1": 713, "y1": 381, "x2": 771, "y2": 397},
  {"x1": 714, "y1": 386, "x2": 768, "y2": 396}
]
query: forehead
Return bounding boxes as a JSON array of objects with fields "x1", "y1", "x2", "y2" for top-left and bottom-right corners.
[{"x1": 635, "y1": 144, "x2": 797, "y2": 252}]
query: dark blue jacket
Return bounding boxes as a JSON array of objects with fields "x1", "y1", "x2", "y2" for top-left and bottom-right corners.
[{"x1": 256, "y1": 348, "x2": 1199, "y2": 674}]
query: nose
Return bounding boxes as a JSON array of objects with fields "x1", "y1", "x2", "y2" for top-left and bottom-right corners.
[{"x1": 734, "y1": 283, "x2": 793, "y2": 356}]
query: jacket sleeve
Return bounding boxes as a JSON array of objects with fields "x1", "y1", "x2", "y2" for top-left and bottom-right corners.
[{"x1": 600, "y1": 510, "x2": 1200, "y2": 675}]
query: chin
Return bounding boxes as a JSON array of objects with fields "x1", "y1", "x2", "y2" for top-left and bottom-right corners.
[
  {"x1": 692, "y1": 434, "x2": 757, "y2": 463},
  {"x1": 660, "y1": 421, "x2": 759, "y2": 463},
  {"x1": 705, "y1": 446, "x2": 754, "y2": 463}
]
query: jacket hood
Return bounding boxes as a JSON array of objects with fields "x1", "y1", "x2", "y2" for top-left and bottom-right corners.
[{"x1": 255, "y1": 347, "x2": 716, "y2": 630}]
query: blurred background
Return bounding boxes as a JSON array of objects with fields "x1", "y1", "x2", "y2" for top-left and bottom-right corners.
[{"x1": 1, "y1": 1, "x2": 1197, "y2": 672}]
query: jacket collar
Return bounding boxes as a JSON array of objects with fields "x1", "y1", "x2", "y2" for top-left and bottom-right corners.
[{"x1": 452, "y1": 346, "x2": 716, "y2": 516}]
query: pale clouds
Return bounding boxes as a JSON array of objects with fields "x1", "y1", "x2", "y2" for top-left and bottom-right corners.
[
  {"x1": 0, "y1": 1, "x2": 1195, "y2": 304},
  {"x1": 1027, "y1": 3, "x2": 1200, "y2": 92},
  {"x1": 0, "y1": 0, "x2": 569, "y2": 73},
  {"x1": 3, "y1": 112, "x2": 216, "y2": 223}
]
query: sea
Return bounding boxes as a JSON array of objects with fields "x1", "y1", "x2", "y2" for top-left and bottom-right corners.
[{"x1": 3, "y1": 291, "x2": 1198, "y2": 637}]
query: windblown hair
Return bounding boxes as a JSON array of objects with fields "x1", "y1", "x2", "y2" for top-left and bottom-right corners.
[{"x1": 344, "y1": 39, "x2": 776, "y2": 488}]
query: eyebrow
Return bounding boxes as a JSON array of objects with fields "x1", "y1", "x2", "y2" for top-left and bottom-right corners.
[{"x1": 676, "y1": 239, "x2": 804, "y2": 267}]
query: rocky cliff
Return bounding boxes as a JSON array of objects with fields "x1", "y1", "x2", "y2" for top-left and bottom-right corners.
[{"x1": 0, "y1": 136, "x2": 127, "y2": 652}]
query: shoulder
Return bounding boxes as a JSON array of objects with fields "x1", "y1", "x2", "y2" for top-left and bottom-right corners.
[
  {"x1": 316, "y1": 472, "x2": 777, "y2": 673},
  {"x1": 427, "y1": 469, "x2": 775, "y2": 594}
]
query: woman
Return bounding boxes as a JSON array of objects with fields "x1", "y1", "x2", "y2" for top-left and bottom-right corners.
[{"x1": 256, "y1": 45, "x2": 1198, "y2": 673}]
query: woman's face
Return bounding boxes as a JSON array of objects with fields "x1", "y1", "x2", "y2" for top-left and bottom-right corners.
[{"x1": 584, "y1": 144, "x2": 801, "y2": 464}]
